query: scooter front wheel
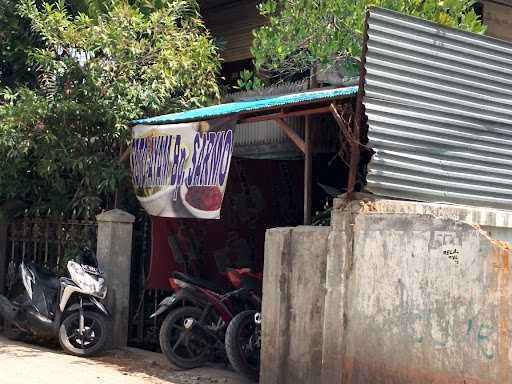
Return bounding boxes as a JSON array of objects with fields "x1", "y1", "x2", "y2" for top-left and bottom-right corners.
[{"x1": 59, "y1": 310, "x2": 110, "y2": 356}]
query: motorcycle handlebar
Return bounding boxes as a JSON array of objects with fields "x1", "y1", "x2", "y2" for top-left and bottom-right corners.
[{"x1": 221, "y1": 288, "x2": 246, "y2": 301}]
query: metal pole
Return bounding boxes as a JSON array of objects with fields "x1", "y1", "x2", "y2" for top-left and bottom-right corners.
[
  {"x1": 304, "y1": 116, "x2": 312, "y2": 225},
  {"x1": 0, "y1": 222, "x2": 8, "y2": 295}
]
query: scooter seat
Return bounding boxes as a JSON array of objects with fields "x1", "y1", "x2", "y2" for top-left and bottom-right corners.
[
  {"x1": 25, "y1": 261, "x2": 60, "y2": 290},
  {"x1": 171, "y1": 272, "x2": 224, "y2": 293}
]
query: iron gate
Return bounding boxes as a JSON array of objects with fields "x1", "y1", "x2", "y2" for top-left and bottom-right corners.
[{"x1": 128, "y1": 212, "x2": 167, "y2": 351}]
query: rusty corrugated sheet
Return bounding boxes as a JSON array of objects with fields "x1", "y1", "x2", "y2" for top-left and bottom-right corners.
[{"x1": 364, "y1": 7, "x2": 512, "y2": 209}]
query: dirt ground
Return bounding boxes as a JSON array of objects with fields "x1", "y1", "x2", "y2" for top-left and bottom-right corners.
[{"x1": 0, "y1": 336, "x2": 252, "y2": 384}]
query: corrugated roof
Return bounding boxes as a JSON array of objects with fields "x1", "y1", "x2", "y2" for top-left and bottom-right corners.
[
  {"x1": 130, "y1": 86, "x2": 358, "y2": 126},
  {"x1": 363, "y1": 8, "x2": 512, "y2": 210}
]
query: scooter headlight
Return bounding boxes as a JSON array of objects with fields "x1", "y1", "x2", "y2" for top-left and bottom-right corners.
[{"x1": 67, "y1": 261, "x2": 107, "y2": 298}]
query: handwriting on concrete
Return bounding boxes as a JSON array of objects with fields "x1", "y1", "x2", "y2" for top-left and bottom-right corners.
[
  {"x1": 434, "y1": 231, "x2": 463, "y2": 265},
  {"x1": 404, "y1": 309, "x2": 497, "y2": 360}
]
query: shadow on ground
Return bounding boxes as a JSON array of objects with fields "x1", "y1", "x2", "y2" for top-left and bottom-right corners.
[
  {"x1": 0, "y1": 333, "x2": 253, "y2": 384},
  {"x1": 90, "y1": 349, "x2": 253, "y2": 384}
]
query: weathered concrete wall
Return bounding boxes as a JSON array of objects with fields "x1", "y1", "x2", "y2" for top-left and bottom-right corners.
[
  {"x1": 261, "y1": 197, "x2": 512, "y2": 384},
  {"x1": 260, "y1": 226, "x2": 330, "y2": 384},
  {"x1": 343, "y1": 213, "x2": 511, "y2": 384}
]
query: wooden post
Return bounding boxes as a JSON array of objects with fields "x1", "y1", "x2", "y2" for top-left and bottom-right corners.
[{"x1": 304, "y1": 116, "x2": 312, "y2": 225}]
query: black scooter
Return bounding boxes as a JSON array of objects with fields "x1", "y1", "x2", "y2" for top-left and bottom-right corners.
[{"x1": 0, "y1": 247, "x2": 111, "y2": 356}]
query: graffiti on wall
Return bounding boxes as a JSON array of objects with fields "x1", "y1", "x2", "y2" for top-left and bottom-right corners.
[{"x1": 401, "y1": 307, "x2": 498, "y2": 360}]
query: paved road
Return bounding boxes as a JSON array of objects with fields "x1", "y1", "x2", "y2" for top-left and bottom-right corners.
[{"x1": 0, "y1": 336, "x2": 250, "y2": 384}]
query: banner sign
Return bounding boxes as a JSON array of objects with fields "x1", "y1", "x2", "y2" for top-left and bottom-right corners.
[{"x1": 130, "y1": 121, "x2": 235, "y2": 219}]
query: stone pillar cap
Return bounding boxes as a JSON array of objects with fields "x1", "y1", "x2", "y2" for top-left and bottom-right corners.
[{"x1": 96, "y1": 209, "x2": 135, "y2": 223}]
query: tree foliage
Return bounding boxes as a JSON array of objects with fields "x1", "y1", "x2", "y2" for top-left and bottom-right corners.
[
  {"x1": 0, "y1": 0, "x2": 221, "y2": 218},
  {"x1": 252, "y1": 0, "x2": 486, "y2": 79},
  {"x1": 0, "y1": 0, "x2": 41, "y2": 87}
]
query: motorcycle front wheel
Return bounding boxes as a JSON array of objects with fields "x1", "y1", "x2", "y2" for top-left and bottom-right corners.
[
  {"x1": 159, "y1": 306, "x2": 213, "y2": 369},
  {"x1": 225, "y1": 310, "x2": 260, "y2": 381},
  {"x1": 59, "y1": 310, "x2": 109, "y2": 356}
]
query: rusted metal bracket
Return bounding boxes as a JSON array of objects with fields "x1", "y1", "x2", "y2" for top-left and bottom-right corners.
[{"x1": 274, "y1": 118, "x2": 306, "y2": 154}]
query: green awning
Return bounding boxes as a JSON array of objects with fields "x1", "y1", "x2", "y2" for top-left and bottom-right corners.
[{"x1": 131, "y1": 86, "x2": 358, "y2": 126}]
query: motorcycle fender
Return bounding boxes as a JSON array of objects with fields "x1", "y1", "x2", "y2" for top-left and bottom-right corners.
[
  {"x1": 89, "y1": 297, "x2": 110, "y2": 316},
  {"x1": 149, "y1": 303, "x2": 170, "y2": 319},
  {"x1": 66, "y1": 298, "x2": 109, "y2": 317},
  {"x1": 149, "y1": 293, "x2": 179, "y2": 319},
  {"x1": 149, "y1": 288, "x2": 206, "y2": 318}
]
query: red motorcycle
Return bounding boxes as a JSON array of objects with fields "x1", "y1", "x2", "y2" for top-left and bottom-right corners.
[{"x1": 150, "y1": 268, "x2": 262, "y2": 369}]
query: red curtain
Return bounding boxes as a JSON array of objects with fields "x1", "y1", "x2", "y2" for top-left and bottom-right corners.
[{"x1": 147, "y1": 157, "x2": 304, "y2": 290}]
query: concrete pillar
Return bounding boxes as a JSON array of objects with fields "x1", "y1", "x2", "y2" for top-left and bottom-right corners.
[
  {"x1": 260, "y1": 226, "x2": 330, "y2": 384},
  {"x1": 96, "y1": 209, "x2": 135, "y2": 349},
  {"x1": 260, "y1": 227, "x2": 293, "y2": 384}
]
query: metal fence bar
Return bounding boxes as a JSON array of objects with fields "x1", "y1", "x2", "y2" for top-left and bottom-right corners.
[
  {"x1": 0, "y1": 222, "x2": 8, "y2": 295},
  {"x1": 44, "y1": 221, "x2": 49, "y2": 266},
  {"x1": 3, "y1": 217, "x2": 98, "y2": 294},
  {"x1": 21, "y1": 220, "x2": 27, "y2": 261}
]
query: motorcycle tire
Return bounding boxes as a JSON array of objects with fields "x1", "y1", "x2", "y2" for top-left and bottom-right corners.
[
  {"x1": 159, "y1": 306, "x2": 211, "y2": 369},
  {"x1": 225, "y1": 310, "x2": 260, "y2": 382},
  {"x1": 59, "y1": 310, "x2": 110, "y2": 357}
]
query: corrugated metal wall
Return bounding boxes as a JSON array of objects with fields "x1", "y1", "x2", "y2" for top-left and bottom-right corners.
[{"x1": 364, "y1": 7, "x2": 512, "y2": 209}]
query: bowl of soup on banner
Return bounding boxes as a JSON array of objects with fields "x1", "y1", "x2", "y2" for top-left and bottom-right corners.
[{"x1": 130, "y1": 122, "x2": 234, "y2": 219}]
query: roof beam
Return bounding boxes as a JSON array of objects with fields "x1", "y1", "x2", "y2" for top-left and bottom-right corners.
[
  {"x1": 238, "y1": 105, "x2": 332, "y2": 124},
  {"x1": 274, "y1": 118, "x2": 306, "y2": 154}
]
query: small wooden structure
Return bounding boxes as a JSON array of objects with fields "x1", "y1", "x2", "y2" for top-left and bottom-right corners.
[{"x1": 128, "y1": 86, "x2": 362, "y2": 224}]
